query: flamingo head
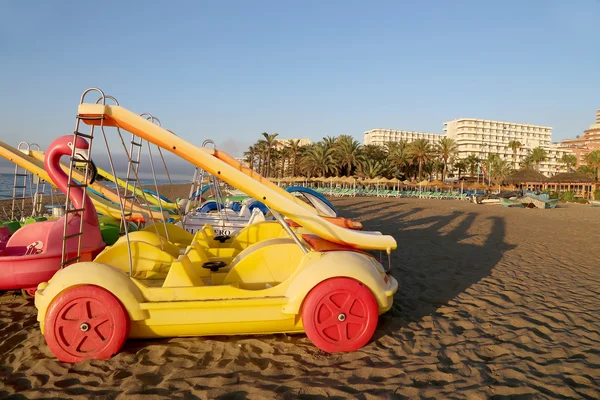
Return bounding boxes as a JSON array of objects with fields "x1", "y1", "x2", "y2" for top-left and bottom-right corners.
[{"x1": 48, "y1": 135, "x2": 98, "y2": 184}]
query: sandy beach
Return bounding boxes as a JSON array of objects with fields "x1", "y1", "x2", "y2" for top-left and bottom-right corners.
[{"x1": 1, "y1": 197, "x2": 599, "y2": 399}]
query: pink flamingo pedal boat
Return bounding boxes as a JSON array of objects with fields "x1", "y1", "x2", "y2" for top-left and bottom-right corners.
[{"x1": 0, "y1": 135, "x2": 106, "y2": 295}]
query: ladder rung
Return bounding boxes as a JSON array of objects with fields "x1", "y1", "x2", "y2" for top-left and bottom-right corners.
[
  {"x1": 71, "y1": 158, "x2": 93, "y2": 164},
  {"x1": 63, "y1": 232, "x2": 83, "y2": 240},
  {"x1": 73, "y1": 131, "x2": 95, "y2": 139},
  {"x1": 13, "y1": 186, "x2": 26, "y2": 189},
  {"x1": 77, "y1": 115, "x2": 104, "y2": 122},
  {"x1": 14, "y1": 173, "x2": 28, "y2": 177},
  {"x1": 65, "y1": 208, "x2": 85, "y2": 213},
  {"x1": 131, "y1": 141, "x2": 142, "y2": 147},
  {"x1": 62, "y1": 256, "x2": 80, "y2": 265},
  {"x1": 130, "y1": 160, "x2": 140, "y2": 164},
  {"x1": 68, "y1": 183, "x2": 87, "y2": 188}
]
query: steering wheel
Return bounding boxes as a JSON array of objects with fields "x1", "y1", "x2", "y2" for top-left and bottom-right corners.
[
  {"x1": 202, "y1": 261, "x2": 227, "y2": 272},
  {"x1": 213, "y1": 235, "x2": 231, "y2": 243}
]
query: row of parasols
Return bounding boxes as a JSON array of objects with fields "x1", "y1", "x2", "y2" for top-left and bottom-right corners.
[{"x1": 274, "y1": 176, "x2": 517, "y2": 191}]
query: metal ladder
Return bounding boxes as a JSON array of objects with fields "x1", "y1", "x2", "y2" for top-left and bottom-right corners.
[
  {"x1": 11, "y1": 142, "x2": 31, "y2": 220},
  {"x1": 28, "y1": 143, "x2": 47, "y2": 218},
  {"x1": 120, "y1": 133, "x2": 144, "y2": 233},
  {"x1": 61, "y1": 89, "x2": 100, "y2": 268}
]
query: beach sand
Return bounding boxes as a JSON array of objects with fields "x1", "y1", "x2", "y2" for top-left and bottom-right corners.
[{"x1": 1, "y1": 197, "x2": 599, "y2": 399}]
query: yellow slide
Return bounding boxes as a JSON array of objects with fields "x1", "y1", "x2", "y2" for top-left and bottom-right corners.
[
  {"x1": 29, "y1": 150, "x2": 169, "y2": 222},
  {"x1": 93, "y1": 164, "x2": 179, "y2": 212},
  {"x1": 0, "y1": 141, "x2": 164, "y2": 223},
  {"x1": 79, "y1": 104, "x2": 397, "y2": 251}
]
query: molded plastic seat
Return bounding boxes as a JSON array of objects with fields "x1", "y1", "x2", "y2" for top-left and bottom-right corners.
[{"x1": 163, "y1": 255, "x2": 205, "y2": 287}]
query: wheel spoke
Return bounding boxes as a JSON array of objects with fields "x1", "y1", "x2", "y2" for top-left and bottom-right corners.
[
  {"x1": 345, "y1": 313, "x2": 365, "y2": 326},
  {"x1": 324, "y1": 295, "x2": 342, "y2": 312},
  {"x1": 317, "y1": 321, "x2": 337, "y2": 335},
  {"x1": 57, "y1": 319, "x2": 81, "y2": 332},
  {"x1": 341, "y1": 296, "x2": 355, "y2": 311},
  {"x1": 69, "y1": 329, "x2": 87, "y2": 351},
  {"x1": 338, "y1": 323, "x2": 347, "y2": 341}
]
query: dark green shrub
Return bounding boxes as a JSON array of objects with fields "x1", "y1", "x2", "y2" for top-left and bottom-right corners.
[
  {"x1": 594, "y1": 189, "x2": 600, "y2": 201},
  {"x1": 560, "y1": 191, "x2": 575, "y2": 202}
]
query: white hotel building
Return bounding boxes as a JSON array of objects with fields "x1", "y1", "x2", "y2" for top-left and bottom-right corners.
[
  {"x1": 364, "y1": 119, "x2": 573, "y2": 177},
  {"x1": 444, "y1": 118, "x2": 571, "y2": 176},
  {"x1": 363, "y1": 129, "x2": 444, "y2": 146}
]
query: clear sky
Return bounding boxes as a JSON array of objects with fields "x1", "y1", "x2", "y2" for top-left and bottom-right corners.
[{"x1": 1, "y1": 0, "x2": 598, "y2": 160}]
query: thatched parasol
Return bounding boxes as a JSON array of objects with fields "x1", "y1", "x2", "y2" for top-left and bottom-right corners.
[
  {"x1": 502, "y1": 168, "x2": 547, "y2": 184},
  {"x1": 546, "y1": 172, "x2": 595, "y2": 184},
  {"x1": 429, "y1": 179, "x2": 447, "y2": 188},
  {"x1": 467, "y1": 182, "x2": 488, "y2": 190},
  {"x1": 338, "y1": 176, "x2": 355, "y2": 184}
]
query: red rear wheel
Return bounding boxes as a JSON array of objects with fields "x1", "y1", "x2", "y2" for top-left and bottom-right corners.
[
  {"x1": 44, "y1": 285, "x2": 130, "y2": 363},
  {"x1": 21, "y1": 288, "x2": 37, "y2": 298},
  {"x1": 302, "y1": 277, "x2": 379, "y2": 353}
]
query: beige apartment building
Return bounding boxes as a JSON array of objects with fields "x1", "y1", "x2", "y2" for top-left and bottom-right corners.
[
  {"x1": 363, "y1": 129, "x2": 444, "y2": 146},
  {"x1": 444, "y1": 118, "x2": 572, "y2": 176},
  {"x1": 275, "y1": 138, "x2": 311, "y2": 150},
  {"x1": 558, "y1": 110, "x2": 600, "y2": 167}
]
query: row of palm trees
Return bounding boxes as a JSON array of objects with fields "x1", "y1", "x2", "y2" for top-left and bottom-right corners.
[{"x1": 243, "y1": 133, "x2": 600, "y2": 183}]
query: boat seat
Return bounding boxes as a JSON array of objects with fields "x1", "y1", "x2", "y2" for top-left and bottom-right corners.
[
  {"x1": 222, "y1": 238, "x2": 304, "y2": 289},
  {"x1": 162, "y1": 255, "x2": 205, "y2": 287},
  {"x1": 301, "y1": 234, "x2": 368, "y2": 255},
  {"x1": 285, "y1": 217, "x2": 363, "y2": 230}
]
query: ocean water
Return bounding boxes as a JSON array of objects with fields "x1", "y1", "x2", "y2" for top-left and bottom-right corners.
[{"x1": 0, "y1": 174, "x2": 188, "y2": 201}]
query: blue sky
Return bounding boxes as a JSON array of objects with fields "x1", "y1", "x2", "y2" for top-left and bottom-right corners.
[{"x1": 1, "y1": 0, "x2": 598, "y2": 161}]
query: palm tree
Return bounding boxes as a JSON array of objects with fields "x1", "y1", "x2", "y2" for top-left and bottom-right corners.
[
  {"x1": 386, "y1": 140, "x2": 409, "y2": 177},
  {"x1": 254, "y1": 141, "x2": 267, "y2": 175},
  {"x1": 559, "y1": 154, "x2": 577, "y2": 172},
  {"x1": 258, "y1": 132, "x2": 279, "y2": 177},
  {"x1": 465, "y1": 154, "x2": 481, "y2": 177},
  {"x1": 521, "y1": 154, "x2": 535, "y2": 169},
  {"x1": 529, "y1": 147, "x2": 548, "y2": 172},
  {"x1": 508, "y1": 140, "x2": 523, "y2": 170},
  {"x1": 335, "y1": 135, "x2": 363, "y2": 176},
  {"x1": 287, "y1": 139, "x2": 302, "y2": 177},
  {"x1": 409, "y1": 139, "x2": 434, "y2": 180},
  {"x1": 489, "y1": 158, "x2": 513, "y2": 184},
  {"x1": 243, "y1": 145, "x2": 256, "y2": 170},
  {"x1": 584, "y1": 150, "x2": 600, "y2": 181},
  {"x1": 453, "y1": 160, "x2": 467, "y2": 180},
  {"x1": 577, "y1": 164, "x2": 596, "y2": 179},
  {"x1": 357, "y1": 159, "x2": 390, "y2": 179},
  {"x1": 362, "y1": 144, "x2": 388, "y2": 163},
  {"x1": 435, "y1": 137, "x2": 458, "y2": 182},
  {"x1": 322, "y1": 136, "x2": 337, "y2": 150},
  {"x1": 300, "y1": 143, "x2": 337, "y2": 177}
]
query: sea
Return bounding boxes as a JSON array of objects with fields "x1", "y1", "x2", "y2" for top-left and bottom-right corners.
[{"x1": 0, "y1": 174, "x2": 189, "y2": 201}]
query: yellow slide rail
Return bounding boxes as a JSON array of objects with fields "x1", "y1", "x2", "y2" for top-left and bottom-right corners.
[
  {"x1": 29, "y1": 150, "x2": 169, "y2": 222},
  {"x1": 78, "y1": 103, "x2": 396, "y2": 251}
]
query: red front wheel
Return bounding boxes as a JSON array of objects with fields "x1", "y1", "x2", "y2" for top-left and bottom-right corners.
[
  {"x1": 44, "y1": 285, "x2": 130, "y2": 363},
  {"x1": 302, "y1": 277, "x2": 379, "y2": 353}
]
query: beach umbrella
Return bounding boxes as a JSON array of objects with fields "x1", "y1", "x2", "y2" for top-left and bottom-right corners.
[
  {"x1": 429, "y1": 179, "x2": 446, "y2": 188},
  {"x1": 467, "y1": 182, "x2": 488, "y2": 190}
]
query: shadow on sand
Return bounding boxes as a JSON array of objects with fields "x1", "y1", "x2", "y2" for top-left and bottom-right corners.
[{"x1": 338, "y1": 199, "x2": 515, "y2": 336}]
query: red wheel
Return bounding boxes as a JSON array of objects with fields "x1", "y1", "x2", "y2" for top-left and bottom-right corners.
[
  {"x1": 21, "y1": 288, "x2": 37, "y2": 298},
  {"x1": 44, "y1": 285, "x2": 130, "y2": 363},
  {"x1": 302, "y1": 277, "x2": 379, "y2": 353}
]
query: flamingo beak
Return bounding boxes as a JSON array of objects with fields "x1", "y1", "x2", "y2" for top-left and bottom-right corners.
[{"x1": 73, "y1": 149, "x2": 98, "y2": 185}]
